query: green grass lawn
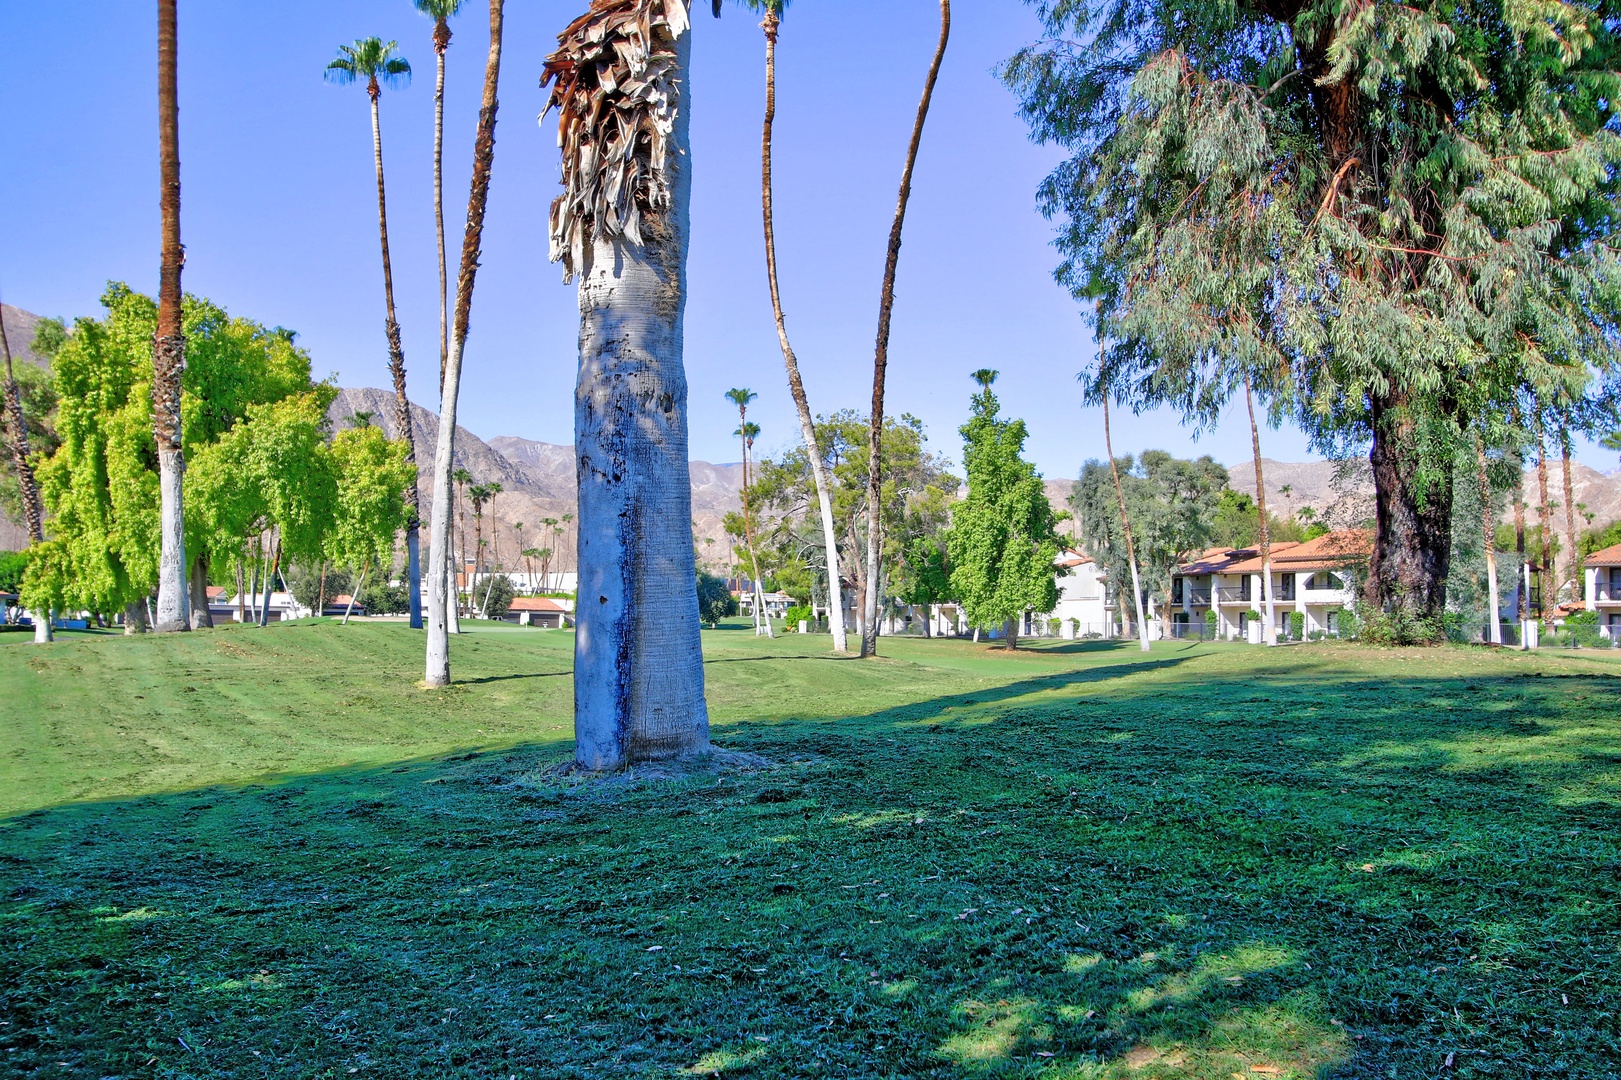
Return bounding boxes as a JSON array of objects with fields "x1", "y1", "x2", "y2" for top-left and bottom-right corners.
[{"x1": 2, "y1": 624, "x2": 1618, "y2": 1079}]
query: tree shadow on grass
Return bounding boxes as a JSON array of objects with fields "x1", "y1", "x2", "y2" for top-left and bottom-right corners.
[{"x1": 1, "y1": 663, "x2": 1617, "y2": 1078}]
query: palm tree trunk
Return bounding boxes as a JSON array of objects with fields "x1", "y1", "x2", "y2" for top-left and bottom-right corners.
[
  {"x1": 861, "y1": 0, "x2": 950, "y2": 658},
  {"x1": 759, "y1": 10, "x2": 845, "y2": 652},
  {"x1": 567, "y1": 18, "x2": 708, "y2": 770},
  {"x1": 1103, "y1": 395, "x2": 1150, "y2": 652},
  {"x1": 1476, "y1": 437, "x2": 1501, "y2": 644},
  {"x1": 1, "y1": 300, "x2": 51, "y2": 644},
  {"x1": 1244, "y1": 378, "x2": 1277, "y2": 646},
  {"x1": 188, "y1": 555, "x2": 213, "y2": 629},
  {"x1": 344, "y1": 561, "x2": 369, "y2": 625},
  {"x1": 427, "y1": 0, "x2": 503, "y2": 683},
  {"x1": 739, "y1": 432, "x2": 772, "y2": 638},
  {"x1": 1536, "y1": 425, "x2": 1554, "y2": 626},
  {"x1": 1561, "y1": 424, "x2": 1579, "y2": 601},
  {"x1": 368, "y1": 83, "x2": 424, "y2": 632},
  {"x1": 152, "y1": 0, "x2": 189, "y2": 634}
]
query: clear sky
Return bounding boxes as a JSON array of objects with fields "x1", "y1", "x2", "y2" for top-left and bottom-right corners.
[{"x1": 1, "y1": 0, "x2": 1612, "y2": 480}]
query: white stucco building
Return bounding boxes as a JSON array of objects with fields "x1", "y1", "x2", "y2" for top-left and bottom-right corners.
[{"x1": 1584, "y1": 543, "x2": 1621, "y2": 640}]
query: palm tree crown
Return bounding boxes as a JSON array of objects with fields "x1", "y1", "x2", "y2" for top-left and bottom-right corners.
[
  {"x1": 325, "y1": 38, "x2": 411, "y2": 98},
  {"x1": 971, "y1": 368, "x2": 998, "y2": 389}
]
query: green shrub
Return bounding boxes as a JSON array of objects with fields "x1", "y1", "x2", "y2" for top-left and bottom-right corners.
[
  {"x1": 1561, "y1": 611, "x2": 1606, "y2": 648},
  {"x1": 1331, "y1": 609, "x2": 1357, "y2": 640},
  {"x1": 783, "y1": 604, "x2": 813, "y2": 628},
  {"x1": 696, "y1": 573, "x2": 737, "y2": 627},
  {"x1": 1288, "y1": 612, "x2": 1305, "y2": 641},
  {"x1": 357, "y1": 577, "x2": 409, "y2": 615},
  {"x1": 0, "y1": 550, "x2": 30, "y2": 595},
  {"x1": 480, "y1": 575, "x2": 516, "y2": 619},
  {"x1": 1358, "y1": 605, "x2": 1445, "y2": 646},
  {"x1": 1203, "y1": 609, "x2": 1218, "y2": 635}
]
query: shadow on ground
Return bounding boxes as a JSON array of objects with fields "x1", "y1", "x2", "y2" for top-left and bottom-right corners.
[{"x1": 1, "y1": 658, "x2": 1618, "y2": 1078}]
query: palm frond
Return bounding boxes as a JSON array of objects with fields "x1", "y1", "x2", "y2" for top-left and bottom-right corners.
[
  {"x1": 414, "y1": 0, "x2": 468, "y2": 18},
  {"x1": 540, "y1": 0, "x2": 693, "y2": 280}
]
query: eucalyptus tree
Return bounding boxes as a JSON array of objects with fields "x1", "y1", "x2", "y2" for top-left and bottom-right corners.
[
  {"x1": 0, "y1": 306, "x2": 49, "y2": 641},
  {"x1": 426, "y1": 0, "x2": 505, "y2": 683},
  {"x1": 860, "y1": 0, "x2": 951, "y2": 658},
  {"x1": 1004, "y1": 0, "x2": 1621, "y2": 627},
  {"x1": 325, "y1": 37, "x2": 424, "y2": 630},
  {"x1": 728, "y1": 0, "x2": 849, "y2": 651},
  {"x1": 1100, "y1": 392, "x2": 1149, "y2": 652},
  {"x1": 152, "y1": 0, "x2": 188, "y2": 633}
]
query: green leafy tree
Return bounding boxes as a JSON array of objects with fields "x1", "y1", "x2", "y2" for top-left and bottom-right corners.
[
  {"x1": 1003, "y1": 0, "x2": 1621, "y2": 623},
  {"x1": 1074, "y1": 451, "x2": 1228, "y2": 637},
  {"x1": 696, "y1": 571, "x2": 737, "y2": 627},
  {"x1": 325, "y1": 425, "x2": 414, "y2": 593},
  {"x1": 948, "y1": 372, "x2": 1064, "y2": 648}
]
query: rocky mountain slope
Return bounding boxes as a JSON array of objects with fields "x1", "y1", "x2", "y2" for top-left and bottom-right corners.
[{"x1": 0, "y1": 304, "x2": 48, "y2": 369}]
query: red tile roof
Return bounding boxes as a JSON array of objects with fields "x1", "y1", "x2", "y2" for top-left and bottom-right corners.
[
  {"x1": 1055, "y1": 549, "x2": 1095, "y2": 569},
  {"x1": 1224, "y1": 530, "x2": 1371, "y2": 574},
  {"x1": 508, "y1": 597, "x2": 569, "y2": 613},
  {"x1": 1585, "y1": 543, "x2": 1621, "y2": 567}
]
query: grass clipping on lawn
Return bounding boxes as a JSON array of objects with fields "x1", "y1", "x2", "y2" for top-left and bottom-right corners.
[{"x1": 2, "y1": 622, "x2": 1619, "y2": 1078}]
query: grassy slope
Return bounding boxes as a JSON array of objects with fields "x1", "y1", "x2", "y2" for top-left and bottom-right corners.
[{"x1": 2, "y1": 624, "x2": 1618, "y2": 1079}]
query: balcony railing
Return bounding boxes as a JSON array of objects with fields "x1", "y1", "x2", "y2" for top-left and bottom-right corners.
[
  {"x1": 1596, "y1": 582, "x2": 1621, "y2": 603},
  {"x1": 1180, "y1": 587, "x2": 1212, "y2": 605},
  {"x1": 1216, "y1": 587, "x2": 1250, "y2": 603}
]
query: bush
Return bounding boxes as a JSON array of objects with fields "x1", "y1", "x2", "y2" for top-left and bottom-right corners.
[
  {"x1": 1203, "y1": 609, "x2": 1218, "y2": 635},
  {"x1": 1358, "y1": 605, "x2": 1445, "y2": 646},
  {"x1": 480, "y1": 575, "x2": 516, "y2": 619},
  {"x1": 696, "y1": 573, "x2": 737, "y2": 627},
  {"x1": 1331, "y1": 608, "x2": 1357, "y2": 640},
  {"x1": 1561, "y1": 611, "x2": 1606, "y2": 648},
  {"x1": 357, "y1": 577, "x2": 409, "y2": 616},
  {"x1": 1288, "y1": 612, "x2": 1305, "y2": 641},
  {"x1": 783, "y1": 604, "x2": 813, "y2": 629}
]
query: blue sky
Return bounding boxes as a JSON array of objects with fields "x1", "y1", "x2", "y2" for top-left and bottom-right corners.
[{"x1": 1, "y1": 0, "x2": 1611, "y2": 479}]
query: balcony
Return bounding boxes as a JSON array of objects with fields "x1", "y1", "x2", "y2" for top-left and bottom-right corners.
[
  {"x1": 1596, "y1": 582, "x2": 1621, "y2": 604},
  {"x1": 1216, "y1": 587, "x2": 1251, "y2": 604},
  {"x1": 1177, "y1": 587, "x2": 1212, "y2": 605}
]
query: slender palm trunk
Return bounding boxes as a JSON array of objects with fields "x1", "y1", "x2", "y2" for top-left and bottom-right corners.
[
  {"x1": 152, "y1": 0, "x2": 189, "y2": 634},
  {"x1": 1476, "y1": 438, "x2": 1501, "y2": 644},
  {"x1": 1513, "y1": 472, "x2": 1528, "y2": 645},
  {"x1": 1536, "y1": 427, "x2": 1554, "y2": 626},
  {"x1": 861, "y1": 0, "x2": 950, "y2": 658},
  {"x1": 431, "y1": 16, "x2": 464, "y2": 638},
  {"x1": 344, "y1": 561, "x2": 369, "y2": 625},
  {"x1": 758, "y1": 10, "x2": 845, "y2": 652},
  {"x1": 738, "y1": 428, "x2": 772, "y2": 638},
  {"x1": 1244, "y1": 378, "x2": 1276, "y2": 646},
  {"x1": 1561, "y1": 425, "x2": 1579, "y2": 601},
  {"x1": 1, "y1": 302, "x2": 50, "y2": 643},
  {"x1": 426, "y1": 0, "x2": 503, "y2": 683},
  {"x1": 366, "y1": 81, "x2": 424, "y2": 631},
  {"x1": 1103, "y1": 395, "x2": 1150, "y2": 652}
]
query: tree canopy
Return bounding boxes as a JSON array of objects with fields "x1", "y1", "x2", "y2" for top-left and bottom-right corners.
[{"x1": 1004, "y1": 0, "x2": 1621, "y2": 619}]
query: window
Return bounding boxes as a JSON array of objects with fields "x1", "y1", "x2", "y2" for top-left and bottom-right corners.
[{"x1": 1308, "y1": 572, "x2": 1345, "y2": 591}]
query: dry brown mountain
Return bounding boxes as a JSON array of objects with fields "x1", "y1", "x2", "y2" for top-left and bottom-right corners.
[{"x1": 0, "y1": 304, "x2": 48, "y2": 369}]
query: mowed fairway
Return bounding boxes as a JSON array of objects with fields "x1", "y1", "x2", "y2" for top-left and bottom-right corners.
[{"x1": 2, "y1": 624, "x2": 1619, "y2": 1079}]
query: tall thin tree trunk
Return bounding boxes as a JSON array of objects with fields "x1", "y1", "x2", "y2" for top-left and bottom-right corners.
[
  {"x1": 152, "y1": 0, "x2": 189, "y2": 634},
  {"x1": 368, "y1": 80, "x2": 424, "y2": 631},
  {"x1": 236, "y1": 557, "x2": 246, "y2": 625},
  {"x1": 1536, "y1": 425, "x2": 1554, "y2": 626},
  {"x1": 426, "y1": 0, "x2": 503, "y2": 684},
  {"x1": 344, "y1": 561, "x2": 369, "y2": 625},
  {"x1": 1561, "y1": 424, "x2": 1579, "y2": 601},
  {"x1": 188, "y1": 555, "x2": 213, "y2": 629},
  {"x1": 1475, "y1": 438, "x2": 1501, "y2": 644},
  {"x1": 1244, "y1": 377, "x2": 1276, "y2": 646},
  {"x1": 861, "y1": 0, "x2": 950, "y2": 658},
  {"x1": 758, "y1": 8, "x2": 845, "y2": 652},
  {"x1": 561, "y1": 18, "x2": 708, "y2": 770},
  {"x1": 1513, "y1": 471, "x2": 1528, "y2": 643},
  {"x1": 431, "y1": 14, "x2": 462, "y2": 640},
  {"x1": 260, "y1": 534, "x2": 281, "y2": 627},
  {"x1": 1, "y1": 297, "x2": 50, "y2": 643},
  {"x1": 1103, "y1": 395, "x2": 1150, "y2": 653},
  {"x1": 738, "y1": 429, "x2": 772, "y2": 638}
]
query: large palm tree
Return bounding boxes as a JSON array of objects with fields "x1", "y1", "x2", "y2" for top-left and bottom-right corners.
[
  {"x1": 413, "y1": 0, "x2": 467, "y2": 390},
  {"x1": 726, "y1": 388, "x2": 772, "y2": 637},
  {"x1": 541, "y1": 0, "x2": 710, "y2": 769},
  {"x1": 152, "y1": 0, "x2": 189, "y2": 634},
  {"x1": 325, "y1": 37, "x2": 424, "y2": 631},
  {"x1": 0, "y1": 305, "x2": 49, "y2": 642},
  {"x1": 426, "y1": 0, "x2": 505, "y2": 684},
  {"x1": 726, "y1": 0, "x2": 848, "y2": 651},
  {"x1": 860, "y1": 0, "x2": 950, "y2": 658}
]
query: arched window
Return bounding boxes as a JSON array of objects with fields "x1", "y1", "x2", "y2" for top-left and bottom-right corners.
[{"x1": 1308, "y1": 572, "x2": 1345, "y2": 591}]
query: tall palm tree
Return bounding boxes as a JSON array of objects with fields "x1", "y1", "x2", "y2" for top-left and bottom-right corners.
[
  {"x1": 512, "y1": 520, "x2": 525, "y2": 586},
  {"x1": 0, "y1": 304, "x2": 49, "y2": 642},
  {"x1": 727, "y1": 0, "x2": 848, "y2": 652},
  {"x1": 560, "y1": 512, "x2": 574, "y2": 579},
  {"x1": 413, "y1": 0, "x2": 467, "y2": 390},
  {"x1": 468, "y1": 482, "x2": 491, "y2": 601},
  {"x1": 152, "y1": 0, "x2": 190, "y2": 634},
  {"x1": 1243, "y1": 376, "x2": 1277, "y2": 646},
  {"x1": 325, "y1": 38, "x2": 424, "y2": 630},
  {"x1": 1099, "y1": 371, "x2": 1150, "y2": 653},
  {"x1": 426, "y1": 0, "x2": 505, "y2": 685},
  {"x1": 541, "y1": 0, "x2": 710, "y2": 769},
  {"x1": 860, "y1": 0, "x2": 950, "y2": 658},
  {"x1": 452, "y1": 465, "x2": 472, "y2": 618},
  {"x1": 522, "y1": 546, "x2": 541, "y2": 592},
  {"x1": 540, "y1": 517, "x2": 559, "y2": 587},
  {"x1": 727, "y1": 389, "x2": 773, "y2": 637}
]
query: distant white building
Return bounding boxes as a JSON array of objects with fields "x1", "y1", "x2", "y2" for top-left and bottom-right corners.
[
  {"x1": 1174, "y1": 529, "x2": 1367, "y2": 641},
  {"x1": 1046, "y1": 550, "x2": 1113, "y2": 639},
  {"x1": 1584, "y1": 543, "x2": 1621, "y2": 640}
]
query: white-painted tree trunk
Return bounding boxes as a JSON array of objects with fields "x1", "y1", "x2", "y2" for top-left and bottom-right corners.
[
  {"x1": 34, "y1": 610, "x2": 53, "y2": 643},
  {"x1": 188, "y1": 556, "x2": 213, "y2": 629},
  {"x1": 1476, "y1": 441, "x2": 1502, "y2": 644},
  {"x1": 154, "y1": 446, "x2": 189, "y2": 632},
  {"x1": 571, "y1": 28, "x2": 708, "y2": 770},
  {"x1": 345, "y1": 563, "x2": 368, "y2": 626}
]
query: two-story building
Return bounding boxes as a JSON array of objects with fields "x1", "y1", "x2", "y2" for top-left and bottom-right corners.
[
  {"x1": 1173, "y1": 530, "x2": 1367, "y2": 640},
  {"x1": 1173, "y1": 546, "x2": 1260, "y2": 637},
  {"x1": 1048, "y1": 549, "x2": 1113, "y2": 638},
  {"x1": 1584, "y1": 543, "x2": 1621, "y2": 640}
]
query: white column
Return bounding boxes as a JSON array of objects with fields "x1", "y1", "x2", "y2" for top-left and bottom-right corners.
[{"x1": 1586, "y1": 567, "x2": 1599, "y2": 611}]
